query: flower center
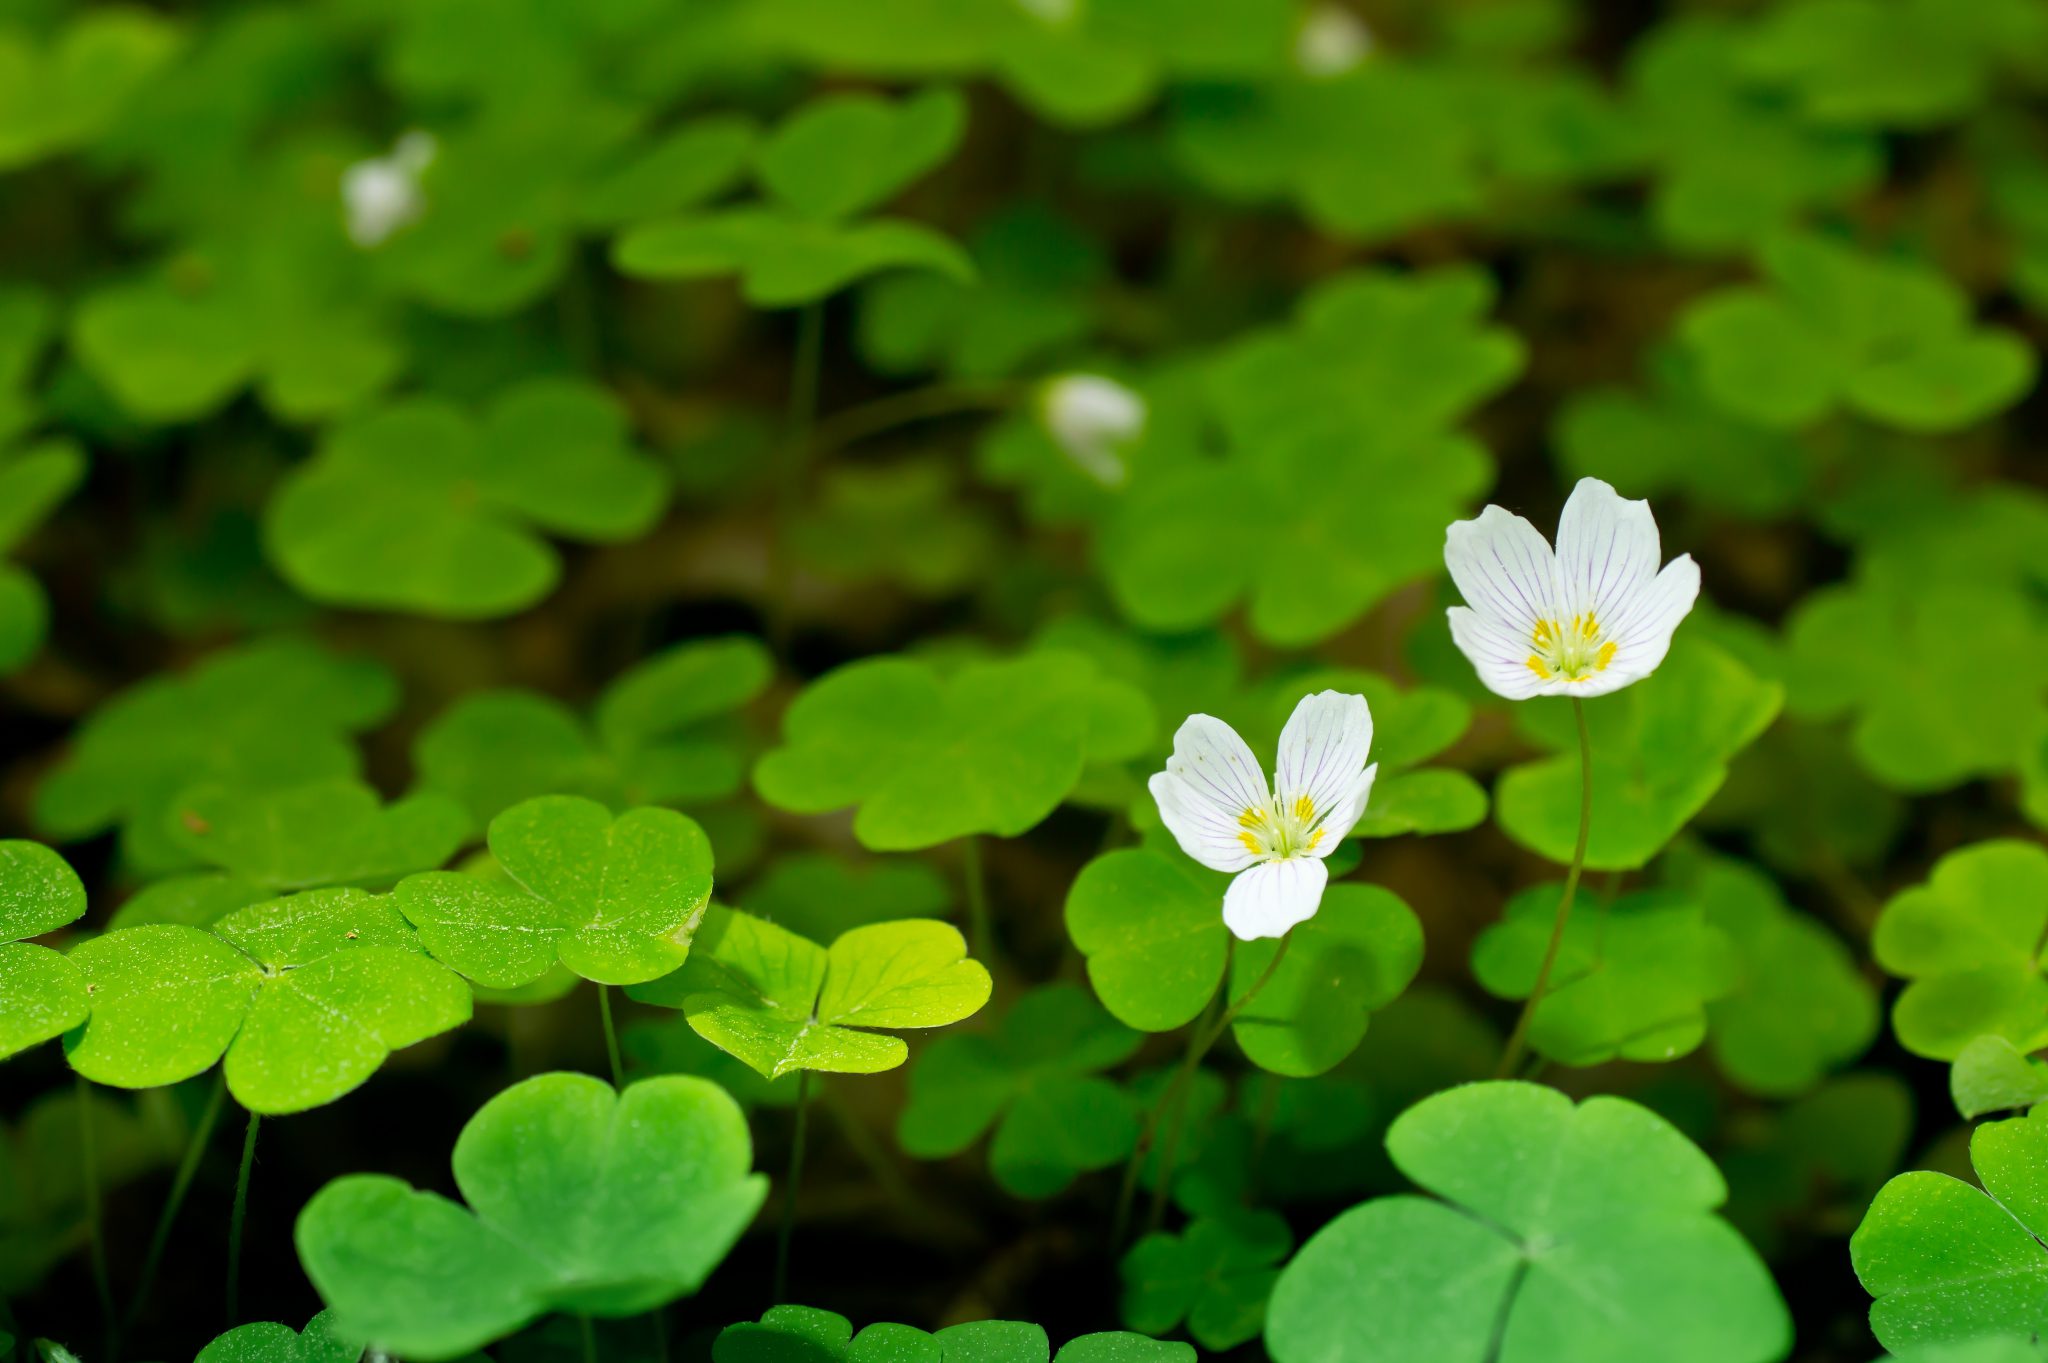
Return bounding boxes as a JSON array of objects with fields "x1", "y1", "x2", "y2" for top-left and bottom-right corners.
[
  {"x1": 1237, "y1": 794, "x2": 1327, "y2": 860},
  {"x1": 1526, "y1": 613, "x2": 1618, "y2": 682}
]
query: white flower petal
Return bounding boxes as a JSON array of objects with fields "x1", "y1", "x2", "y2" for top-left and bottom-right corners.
[
  {"x1": 1447, "y1": 605, "x2": 1554, "y2": 701},
  {"x1": 1149, "y1": 714, "x2": 1270, "y2": 873},
  {"x1": 1274, "y1": 690, "x2": 1375, "y2": 842},
  {"x1": 1555, "y1": 477, "x2": 1663, "y2": 621},
  {"x1": 1222, "y1": 857, "x2": 1328, "y2": 941},
  {"x1": 1570, "y1": 554, "x2": 1701, "y2": 697},
  {"x1": 1444, "y1": 503, "x2": 1561, "y2": 644},
  {"x1": 1309, "y1": 762, "x2": 1378, "y2": 854}
]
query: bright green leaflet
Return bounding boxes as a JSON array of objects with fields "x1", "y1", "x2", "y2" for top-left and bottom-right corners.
[
  {"x1": 745, "y1": 850, "x2": 952, "y2": 943},
  {"x1": 1495, "y1": 636, "x2": 1782, "y2": 870},
  {"x1": 32, "y1": 638, "x2": 397, "y2": 875},
  {"x1": 265, "y1": 378, "x2": 668, "y2": 618},
  {"x1": 1783, "y1": 578, "x2": 2048, "y2": 794},
  {"x1": 1852, "y1": 1106, "x2": 2048, "y2": 1349},
  {"x1": 1228, "y1": 885, "x2": 1424, "y2": 1077},
  {"x1": 1065, "y1": 847, "x2": 1231, "y2": 1033},
  {"x1": 1677, "y1": 232, "x2": 2036, "y2": 432},
  {"x1": 0, "y1": 841, "x2": 90, "y2": 1061},
  {"x1": 1872, "y1": 840, "x2": 2048, "y2": 1060},
  {"x1": 753, "y1": 651, "x2": 1119, "y2": 850},
  {"x1": 1267, "y1": 1082, "x2": 1792, "y2": 1363},
  {"x1": 898, "y1": 984, "x2": 1141, "y2": 1197},
  {"x1": 65, "y1": 889, "x2": 470, "y2": 1113},
  {"x1": 0, "y1": 438, "x2": 85, "y2": 676},
  {"x1": 612, "y1": 87, "x2": 974, "y2": 307},
  {"x1": 1880, "y1": 1340, "x2": 2048, "y2": 1363},
  {"x1": 1065, "y1": 848, "x2": 1422, "y2": 1073},
  {"x1": 413, "y1": 634, "x2": 772, "y2": 826},
  {"x1": 714, "y1": 1306, "x2": 1195, "y2": 1363},
  {"x1": 395, "y1": 795, "x2": 714, "y2": 988},
  {"x1": 1121, "y1": 1208, "x2": 1291, "y2": 1351},
  {"x1": 1473, "y1": 885, "x2": 1739, "y2": 1067},
  {"x1": 297, "y1": 1072, "x2": 766, "y2": 1359},
  {"x1": 629, "y1": 908, "x2": 990, "y2": 1079},
  {"x1": 195, "y1": 1311, "x2": 363, "y2": 1363},
  {"x1": 1952, "y1": 1036, "x2": 2048, "y2": 1119},
  {"x1": 165, "y1": 780, "x2": 468, "y2": 892}
]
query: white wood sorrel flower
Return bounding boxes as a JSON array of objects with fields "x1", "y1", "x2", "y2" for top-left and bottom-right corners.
[
  {"x1": 1039, "y1": 374, "x2": 1145, "y2": 488},
  {"x1": 342, "y1": 130, "x2": 437, "y2": 248},
  {"x1": 1445, "y1": 476, "x2": 1701, "y2": 700},
  {"x1": 1149, "y1": 691, "x2": 1377, "y2": 941}
]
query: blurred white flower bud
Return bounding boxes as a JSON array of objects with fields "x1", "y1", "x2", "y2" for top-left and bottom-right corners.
[
  {"x1": 1014, "y1": 0, "x2": 1081, "y2": 27},
  {"x1": 1295, "y1": 4, "x2": 1373, "y2": 78},
  {"x1": 342, "y1": 130, "x2": 437, "y2": 248},
  {"x1": 1040, "y1": 374, "x2": 1145, "y2": 488}
]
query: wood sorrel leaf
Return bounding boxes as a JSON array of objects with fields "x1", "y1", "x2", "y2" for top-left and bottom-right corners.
[
  {"x1": 898, "y1": 984, "x2": 1141, "y2": 1198},
  {"x1": 395, "y1": 795, "x2": 714, "y2": 988},
  {"x1": 1495, "y1": 635, "x2": 1781, "y2": 871},
  {"x1": 753, "y1": 651, "x2": 1110, "y2": 850},
  {"x1": 0, "y1": 841, "x2": 89, "y2": 1061},
  {"x1": 630, "y1": 908, "x2": 990, "y2": 1079},
  {"x1": 296, "y1": 1072, "x2": 766, "y2": 1358},
  {"x1": 1853, "y1": 1105, "x2": 2048, "y2": 1349},
  {"x1": 33, "y1": 638, "x2": 397, "y2": 875},
  {"x1": 65, "y1": 889, "x2": 471, "y2": 1113},
  {"x1": 265, "y1": 379, "x2": 667, "y2": 618},
  {"x1": 1873, "y1": 840, "x2": 2048, "y2": 1060},
  {"x1": 1267, "y1": 1082, "x2": 1791, "y2": 1363}
]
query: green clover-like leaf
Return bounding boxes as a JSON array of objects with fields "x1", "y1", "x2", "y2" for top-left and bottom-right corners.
[
  {"x1": 196, "y1": 1311, "x2": 363, "y2": 1363},
  {"x1": 1473, "y1": 884, "x2": 1740, "y2": 1067},
  {"x1": 614, "y1": 208, "x2": 972, "y2": 309},
  {"x1": 1268, "y1": 1081, "x2": 1792, "y2": 1363},
  {"x1": 1722, "y1": 1073, "x2": 1912, "y2": 1261},
  {"x1": 414, "y1": 635, "x2": 772, "y2": 827},
  {"x1": 165, "y1": 780, "x2": 467, "y2": 893},
  {"x1": 396, "y1": 795, "x2": 713, "y2": 989},
  {"x1": 265, "y1": 379, "x2": 668, "y2": 617},
  {"x1": 1852, "y1": 1104, "x2": 2048, "y2": 1350},
  {"x1": 0, "y1": 8, "x2": 182, "y2": 170},
  {"x1": 757, "y1": 86, "x2": 965, "y2": 222},
  {"x1": 1872, "y1": 840, "x2": 2048, "y2": 1060},
  {"x1": 1783, "y1": 577, "x2": 2048, "y2": 794},
  {"x1": 65, "y1": 889, "x2": 471, "y2": 1113},
  {"x1": 1678, "y1": 232, "x2": 2036, "y2": 432},
  {"x1": 1951, "y1": 1036, "x2": 2048, "y2": 1120},
  {"x1": 754, "y1": 651, "x2": 1125, "y2": 850},
  {"x1": 713, "y1": 1306, "x2": 1195, "y2": 1363},
  {"x1": 898, "y1": 984, "x2": 1141, "y2": 1197},
  {"x1": 1121, "y1": 1208, "x2": 1291, "y2": 1351},
  {"x1": 296, "y1": 1071, "x2": 766, "y2": 1359},
  {"x1": 0, "y1": 841, "x2": 89, "y2": 1062},
  {"x1": 790, "y1": 460, "x2": 1000, "y2": 598},
  {"x1": 1495, "y1": 636, "x2": 1783, "y2": 870},
  {"x1": 629, "y1": 909, "x2": 991, "y2": 1079},
  {"x1": 34, "y1": 638, "x2": 398, "y2": 875}
]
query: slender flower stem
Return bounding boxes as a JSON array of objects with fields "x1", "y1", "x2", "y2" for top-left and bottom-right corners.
[
  {"x1": 225, "y1": 1107, "x2": 260, "y2": 1327},
  {"x1": 1112, "y1": 959, "x2": 1224, "y2": 1247},
  {"x1": 1144, "y1": 935, "x2": 1293, "y2": 1233},
  {"x1": 599, "y1": 984, "x2": 625, "y2": 1090},
  {"x1": 78, "y1": 1076, "x2": 115, "y2": 1354},
  {"x1": 808, "y1": 381, "x2": 1016, "y2": 459},
  {"x1": 1496, "y1": 696, "x2": 1594, "y2": 1080},
  {"x1": 961, "y1": 835, "x2": 993, "y2": 963},
  {"x1": 579, "y1": 1314, "x2": 598, "y2": 1363},
  {"x1": 127, "y1": 1072, "x2": 228, "y2": 1331},
  {"x1": 773, "y1": 1070, "x2": 813, "y2": 1304},
  {"x1": 768, "y1": 301, "x2": 826, "y2": 652}
]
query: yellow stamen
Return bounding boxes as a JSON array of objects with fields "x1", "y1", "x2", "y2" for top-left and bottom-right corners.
[
  {"x1": 1307, "y1": 828, "x2": 1325, "y2": 851},
  {"x1": 1239, "y1": 831, "x2": 1262, "y2": 854},
  {"x1": 1238, "y1": 807, "x2": 1265, "y2": 828},
  {"x1": 1527, "y1": 614, "x2": 1616, "y2": 682},
  {"x1": 1293, "y1": 795, "x2": 1315, "y2": 822}
]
